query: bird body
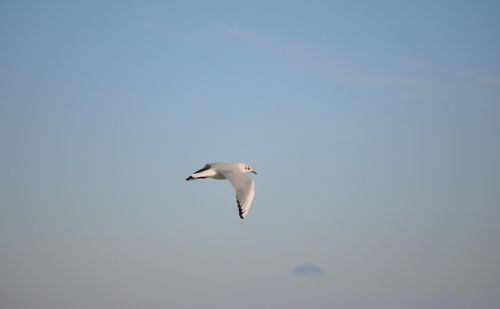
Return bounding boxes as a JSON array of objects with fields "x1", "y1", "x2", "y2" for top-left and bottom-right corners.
[{"x1": 186, "y1": 162, "x2": 257, "y2": 219}]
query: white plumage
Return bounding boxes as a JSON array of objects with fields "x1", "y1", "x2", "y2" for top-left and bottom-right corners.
[{"x1": 186, "y1": 162, "x2": 257, "y2": 219}]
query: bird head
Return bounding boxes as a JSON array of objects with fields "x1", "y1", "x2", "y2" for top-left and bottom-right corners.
[{"x1": 238, "y1": 163, "x2": 257, "y2": 174}]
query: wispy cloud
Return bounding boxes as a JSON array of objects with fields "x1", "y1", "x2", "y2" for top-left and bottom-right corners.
[
  {"x1": 141, "y1": 20, "x2": 421, "y2": 89},
  {"x1": 147, "y1": 21, "x2": 500, "y2": 92},
  {"x1": 225, "y1": 25, "x2": 500, "y2": 92},
  {"x1": 292, "y1": 264, "x2": 324, "y2": 276},
  {"x1": 222, "y1": 25, "x2": 424, "y2": 89}
]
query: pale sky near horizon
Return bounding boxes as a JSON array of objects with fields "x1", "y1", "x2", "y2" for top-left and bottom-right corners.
[{"x1": 1, "y1": 1, "x2": 500, "y2": 308}]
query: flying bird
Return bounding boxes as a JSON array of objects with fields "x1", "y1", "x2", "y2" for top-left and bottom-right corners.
[{"x1": 186, "y1": 162, "x2": 258, "y2": 219}]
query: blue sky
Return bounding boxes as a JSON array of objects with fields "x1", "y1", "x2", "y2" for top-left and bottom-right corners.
[{"x1": 1, "y1": 1, "x2": 500, "y2": 308}]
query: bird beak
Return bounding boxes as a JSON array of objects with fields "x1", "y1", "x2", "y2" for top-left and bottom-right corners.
[{"x1": 252, "y1": 171, "x2": 257, "y2": 174}]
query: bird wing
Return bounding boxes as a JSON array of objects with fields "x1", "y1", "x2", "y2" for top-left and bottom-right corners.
[
  {"x1": 217, "y1": 168, "x2": 255, "y2": 219},
  {"x1": 193, "y1": 162, "x2": 223, "y2": 173},
  {"x1": 193, "y1": 164, "x2": 212, "y2": 174}
]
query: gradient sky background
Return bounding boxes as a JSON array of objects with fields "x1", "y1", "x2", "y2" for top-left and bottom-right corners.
[{"x1": 1, "y1": 1, "x2": 500, "y2": 308}]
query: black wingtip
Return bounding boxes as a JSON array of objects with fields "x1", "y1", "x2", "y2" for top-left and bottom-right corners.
[
  {"x1": 237, "y1": 199, "x2": 245, "y2": 219},
  {"x1": 186, "y1": 176, "x2": 194, "y2": 181}
]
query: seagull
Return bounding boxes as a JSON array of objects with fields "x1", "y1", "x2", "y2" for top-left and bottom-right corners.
[{"x1": 186, "y1": 162, "x2": 258, "y2": 219}]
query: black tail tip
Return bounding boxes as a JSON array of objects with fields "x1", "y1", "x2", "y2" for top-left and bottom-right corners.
[{"x1": 186, "y1": 176, "x2": 194, "y2": 181}]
